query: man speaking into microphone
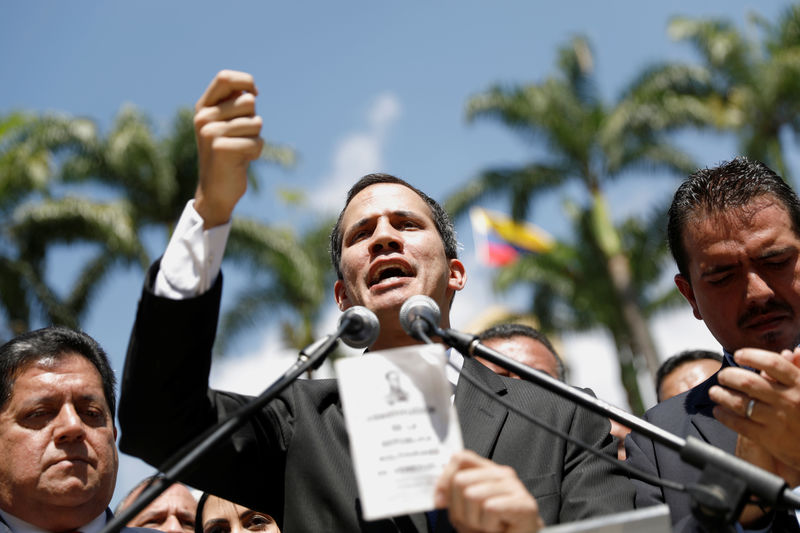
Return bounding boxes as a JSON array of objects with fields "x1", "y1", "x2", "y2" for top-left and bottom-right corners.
[{"x1": 118, "y1": 70, "x2": 633, "y2": 532}]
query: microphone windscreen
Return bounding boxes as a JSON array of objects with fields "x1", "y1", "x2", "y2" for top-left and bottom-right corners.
[
  {"x1": 338, "y1": 306, "x2": 380, "y2": 348},
  {"x1": 399, "y1": 295, "x2": 441, "y2": 336}
]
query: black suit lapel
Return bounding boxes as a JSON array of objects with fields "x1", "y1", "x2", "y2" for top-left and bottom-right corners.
[
  {"x1": 454, "y1": 358, "x2": 509, "y2": 458},
  {"x1": 690, "y1": 411, "x2": 737, "y2": 453},
  {"x1": 685, "y1": 359, "x2": 737, "y2": 452}
]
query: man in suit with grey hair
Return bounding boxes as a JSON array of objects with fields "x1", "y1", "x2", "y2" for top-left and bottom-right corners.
[{"x1": 0, "y1": 326, "x2": 146, "y2": 533}]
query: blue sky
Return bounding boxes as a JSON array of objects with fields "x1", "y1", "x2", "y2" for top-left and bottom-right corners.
[{"x1": 1, "y1": 0, "x2": 792, "y2": 509}]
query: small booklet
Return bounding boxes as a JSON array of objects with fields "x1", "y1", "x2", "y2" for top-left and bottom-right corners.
[{"x1": 335, "y1": 344, "x2": 463, "y2": 520}]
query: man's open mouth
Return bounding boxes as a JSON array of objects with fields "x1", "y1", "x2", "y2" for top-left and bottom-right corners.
[{"x1": 369, "y1": 262, "x2": 414, "y2": 287}]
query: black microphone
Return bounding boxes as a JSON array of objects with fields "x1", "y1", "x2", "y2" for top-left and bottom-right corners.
[
  {"x1": 105, "y1": 309, "x2": 378, "y2": 533},
  {"x1": 399, "y1": 295, "x2": 441, "y2": 341},
  {"x1": 337, "y1": 306, "x2": 380, "y2": 348},
  {"x1": 431, "y1": 323, "x2": 800, "y2": 519}
]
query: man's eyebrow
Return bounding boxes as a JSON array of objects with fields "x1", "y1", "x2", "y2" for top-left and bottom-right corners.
[
  {"x1": 759, "y1": 246, "x2": 796, "y2": 260},
  {"x1": 346, "y1": 217, "x2": 370, "y2": 234},
  {"x1": 16, "y1": 394, "x2": 60, "y2": 409},
  {"x1": 345, "y1": 210, "x2": 420, "y2": 234},
  {"x1": 73, "y1": 393, "x2": 109, "y2": 409},
  {"x1": 137, "y1": 509, "x2": 166, "y2": 522},
  {"x1": 700, "y1": 263, "x2": 736, "y2": 277},
  {"x1": 20, "y1": 393, "x2": 105, "y2": 407},
  {"x1": 700, "y1": 246, "x2": 798, "y2": 276}
]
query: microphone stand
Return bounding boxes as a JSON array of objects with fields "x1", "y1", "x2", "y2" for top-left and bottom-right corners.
[
  {"x1": 436, "y1": 326, "x2": 800, "y2": 530},
  {"x1": 101, "y1": 331, "x2": 342, "y2": 533}
]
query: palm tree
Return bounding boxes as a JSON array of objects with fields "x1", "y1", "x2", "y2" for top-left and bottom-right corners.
[
  {"x1": 647, "y1": 6, "x2": 800, "y2": 181},
  {"x1": 0, "y1": 112, "x2": 61, "y2": 340},
  {"x1": 2, "y1": 105, "x2": 300, "y2": 352},
  {"x1": 0, "y1": 112, "x2": 145, "y2": 341},
  {"x1": 446, "y1": 36, "x2": 697, "y2": 411},
  {"x1": 217, "y1": 213, "x2": 338, "y2": 357},
  {"x1": 60, "y1": 106, "x2": 295, "y2": 241},
  {"x1": 492, "y1": 204, "x2": 683, "y2": 413},
  {"x1": 46, "y1": 106, "x2": 301, "y2": 347}
]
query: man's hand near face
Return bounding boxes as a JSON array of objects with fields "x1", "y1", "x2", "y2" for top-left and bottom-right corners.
[
  {"x1": 706, "y1": 348, "x2": 800, "y2": 524},
  {"x1": 709, "y1": 348, "x2": 800, "y2": 474},
  {"x1": 434, "y1": 450, "x2": 543, "y2": 533},
  {"x1": 193, "y1": 69, "x2": 264, "y2": 229}
]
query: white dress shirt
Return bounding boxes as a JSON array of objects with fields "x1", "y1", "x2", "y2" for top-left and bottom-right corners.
[{"x1": 155, "y1": 200, "x2": 231, "y2": 299}]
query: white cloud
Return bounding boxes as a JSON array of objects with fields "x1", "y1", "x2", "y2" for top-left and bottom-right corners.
[
  {"x1": 311, "y1": 92, "x2": 402, "y2": 211},
  {"x1": 369, "y1": 92, "x2": 401, "y2": 132}
]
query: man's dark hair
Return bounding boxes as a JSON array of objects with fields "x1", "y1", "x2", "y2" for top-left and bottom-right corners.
[
  {"x1": 655, "y1": 349, "x2": 723, "y2": 402},
  {"x1": 329, "y1": 173, "x2": 459, "y2": 279},
  {"x1": 0, "y1": 326, "x2": 116, "y2": 416},
  {"x1": 477, "y1": 323, "x2": 566, "y2": 381},
  {"x1": 667, "y1": 157, "x2": 800, "y2": 281}
]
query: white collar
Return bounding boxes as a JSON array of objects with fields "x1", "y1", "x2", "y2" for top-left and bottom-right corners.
[
  {"x1": 445, "y1": 347, "x2": 463, "y2": 389},
  {"x1": 0, "y1": 508, "x2": 107, "y2": 533}
]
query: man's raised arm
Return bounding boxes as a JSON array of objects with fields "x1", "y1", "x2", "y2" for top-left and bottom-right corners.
[
  {"x1": 155, "y1": 70, "x2": 264, "y2": 299},
  {"x1": 193, "y1": 69, "x2": 263, "y2": 228}
]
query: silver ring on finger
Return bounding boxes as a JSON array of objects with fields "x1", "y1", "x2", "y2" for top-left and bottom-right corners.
[{"x1": 745, "y1": 398, "x2": 756, "y2": 420}]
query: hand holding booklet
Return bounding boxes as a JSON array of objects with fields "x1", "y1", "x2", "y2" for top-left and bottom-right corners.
[{"x1": 335, "y1": 344, "x2": 463, "y2": 520}]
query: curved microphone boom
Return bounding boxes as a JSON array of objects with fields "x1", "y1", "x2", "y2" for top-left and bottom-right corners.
[
  {"x1": 103, "y1": 310, "x2": 376, "y2": 533},
  {"x1": 338, "y1": 306, "x2": 380, "y2": 348},
  {"x1": 423, "y1": 320, "x2": 800, "y2": 522},
  {"x1": 399, "y1": 295, "x2": 441, "y2": 342}
]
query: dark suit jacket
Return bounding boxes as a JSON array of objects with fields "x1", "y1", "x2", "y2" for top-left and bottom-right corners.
[
  {"x1": 0, "y1": 509, "x2": 153, "y2": 533},
  {"x1": 626, "y1": 360, "x2": 800, "y2": 532},
  {"x1": 119, "y1": 264, "x2": 634, "y2": 532}
]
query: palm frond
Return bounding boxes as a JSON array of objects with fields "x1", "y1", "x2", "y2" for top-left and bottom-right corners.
[
  {"x1": 10, "y1": 197, "x2": 148, "y2": 267},
  {"x1": 445, "y1": 164, "x2": 566, "y2": 220}
]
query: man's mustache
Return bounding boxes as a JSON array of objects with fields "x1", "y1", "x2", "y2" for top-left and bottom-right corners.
[{"x1": 737, "y1": 299, "x2": 794, "y2": 328}]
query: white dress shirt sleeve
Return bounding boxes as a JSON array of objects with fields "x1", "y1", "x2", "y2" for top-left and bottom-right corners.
[{"x1": 154, "y1": 200, "x2": 231, "y2": 299}]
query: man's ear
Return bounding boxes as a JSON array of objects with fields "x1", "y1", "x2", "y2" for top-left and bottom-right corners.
[
  {"x1": 334, "y1": 279, "x2": 351, "y2": 311},
  {"x1": 447, "y1": 259, "x2": 467, "y2": 292},
  {"x1": 675, "y1": 273, "x2": 702, "y2": 320}
]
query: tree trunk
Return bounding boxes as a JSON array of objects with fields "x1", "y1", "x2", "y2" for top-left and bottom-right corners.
[
  {"x1": 606, "y1": 253, "x2": 661, "y2": 380},
  {"x1": 612, "y1": 338, "x2": 645, "y2": 415},
  {"x1": 590, "y1": 192, "x2": 661, "y2": 386}
]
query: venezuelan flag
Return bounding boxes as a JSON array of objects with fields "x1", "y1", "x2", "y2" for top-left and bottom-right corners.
[{"x1": 469, "y1": 207, "x2": 554, "y2": 267}]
